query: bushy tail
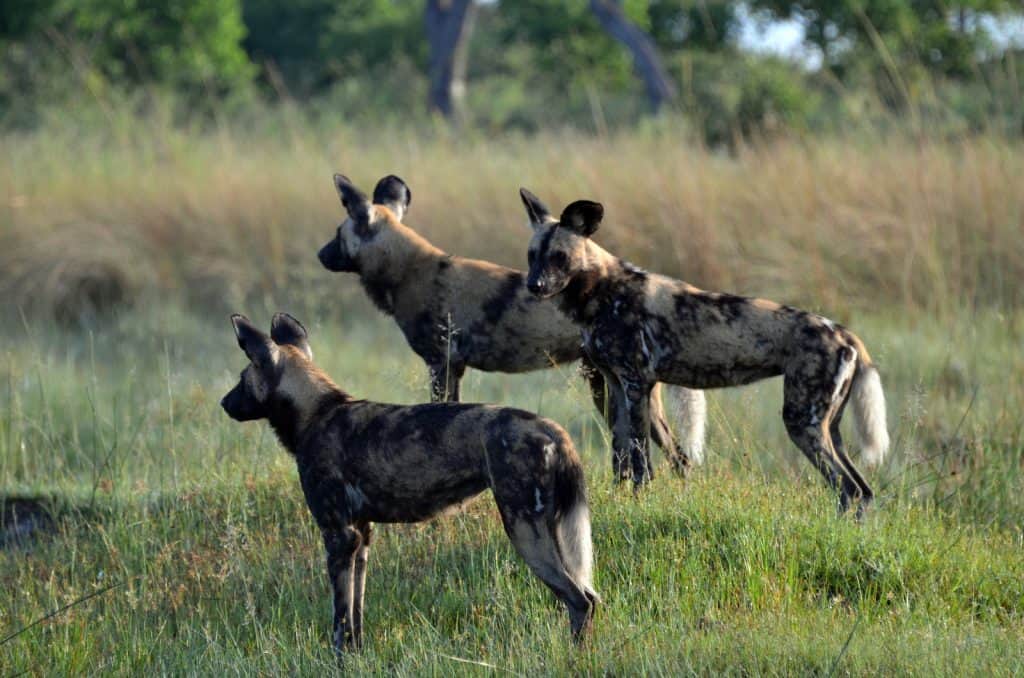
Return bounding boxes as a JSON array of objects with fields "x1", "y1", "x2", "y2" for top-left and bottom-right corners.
[
  {"x1": 553, "y1": 456, "x2": 598, "y2": 601},
  {"x1": 665, "y1": 386, "x2": 707, "y2": 465},
  {"x1": 849, "y1": 342, "x2": 891, "y2": 468}
]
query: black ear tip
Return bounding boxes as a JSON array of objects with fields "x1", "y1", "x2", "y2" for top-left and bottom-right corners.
[
  {"x1": 272, "y1": 312, "x2": 309, "y2": 341},
  {"x1": 373, "y1": 175, "x2": 412, "y2": 209},
  {"x1": 334, "y1": 173, "x2": 350, "y2": 186},
  {"x1": 559, "y1": 199, "x2": 604, "y2": 233},
  {"x1": 519, "y1": 187, "x2": 535, "y2": 202},
  {"x1": 230, "y1": 313, "x2": 248, "y2": 328}
]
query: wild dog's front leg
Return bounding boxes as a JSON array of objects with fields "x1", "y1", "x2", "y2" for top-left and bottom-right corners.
[
  {"x1": 428, "y1": 360, "x2": 466, "y2": 402},
  {"x1": 581, "y1": 358, "x2": 629, "y2": 480},
  {"x1": 351, "y1": 522, "x2": 372, "y2": 649},
  {"x1": 621, "y1": 376, "x2": 655, "y2": 489},
  {"x1": 600, "y1": 371, "x2": 632, "y2": 482},
  {"x1": 323, "y1": 526, "x2": 363, "y2": 656}
]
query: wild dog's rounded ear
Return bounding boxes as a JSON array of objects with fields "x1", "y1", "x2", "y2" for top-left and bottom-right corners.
[
  {"x1": 333, "y1": 174, "x2": 371, "y2": 224},
  {"x1": 559, "y1": 200, "x2": 603, "y2": 237},
  {"x1": 372, "y1": 175, "x2": 412, "y2": 221},
  {"x1": 519, "y1": 188, "x2": 551, "y2": 228},
  {"x1": 231, "y1": 314, "x2": 276, "y2": 366},
  {"x1": 270, "y1": 312, "x2": 313, "y2": 360}
]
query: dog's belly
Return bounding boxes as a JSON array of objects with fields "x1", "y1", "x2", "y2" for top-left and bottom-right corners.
[
  {"x1": 461, "y1": 332, "x2": 582, "y2": 373},
  {"x1": 351, "y1": 475, "x2": 490, "y2": 524},
  {"x1": 659, "y1": 361, "x2": 782, "y2": 389}
]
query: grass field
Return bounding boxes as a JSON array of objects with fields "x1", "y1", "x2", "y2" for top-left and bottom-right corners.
[{"x1": 1, "y1": 118, "x2": 1023, "y2": 674}]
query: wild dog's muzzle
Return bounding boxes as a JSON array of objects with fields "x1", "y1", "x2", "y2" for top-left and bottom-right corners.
[
  {"x1": 318, "y1": 237, "x2": 356, "y2": 273},
  {"x1": 221, "y1": 382, "x2": 265, "y2": 421},
  {"x1": 526, "y1": 277, "x2": 549, "y2": 296}
]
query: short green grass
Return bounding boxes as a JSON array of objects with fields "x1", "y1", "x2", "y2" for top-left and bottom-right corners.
[{"x1": 1, "y1": 301, "x2": 1022, "y2": 675}]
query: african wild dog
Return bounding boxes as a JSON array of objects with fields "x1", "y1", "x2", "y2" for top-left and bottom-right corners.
[
  {"x1": 317, "y1": 173, "x2": 707, "y2": 474},
  {"x1": 220, "y1": 312, "x2": 598, "y2": 653},
  {"x1": 519, "y1": 189, "x2": 890, "y2": 515}
]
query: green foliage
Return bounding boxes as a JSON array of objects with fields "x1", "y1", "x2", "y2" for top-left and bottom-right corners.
[
  {"x1": 750, "y1": 0, "x2": 1017, "y2": 83},
  {"x1": 673, "y1": 51, "x2": 820, "y2": 143},
  {"x1": 490, "y1": 0, "x2": 636, "y2": 90},
  {"x1": 35, "y1": 0, "x2": 251, "y2": 89},
  {"x1": 241, "y1": 0, "x2": 424, "y2": 94},
  {"x1": 648, "y1": 0, "x2": 742, "y2": 52}
]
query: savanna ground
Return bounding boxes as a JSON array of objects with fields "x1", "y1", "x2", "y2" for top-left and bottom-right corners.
[{"x1": 1, "y1": 116, "x2": 1023, "y2": 674}]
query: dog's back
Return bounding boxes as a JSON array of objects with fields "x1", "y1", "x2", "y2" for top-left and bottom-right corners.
[{"x1": 294, "y1": 400, "x2": 572, "y2": 522}]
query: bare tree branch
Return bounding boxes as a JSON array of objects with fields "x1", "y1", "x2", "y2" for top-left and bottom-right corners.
[
  {"x1": 589, "y1": 0, "x2": 677, "y2": 112},
  {"x1": 425, "y1": 0, "x2": 478, "y2": 121}
]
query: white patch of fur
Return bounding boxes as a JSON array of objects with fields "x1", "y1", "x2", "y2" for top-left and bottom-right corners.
[
  {"x1": 638, "y1": 326, "x2": 651, "y2": 364},
  {"x1": 534, "y1": 487, "x2": 544, "y2": 513},
  {"x1": 640, "y1": 321, "x2": 671, "y2": 371},
  {"x1": 851, "y1": 366, "x2": 890, "y2": 468},
  {"x1": 557, "y1": 501, "x2": 595, "y2": 595},
  {"x1": 832, "y1": 347, "x2": 858, "y2": 405},
  {"x1": 277, "y1": 364, "x2": 334, "y2": 428},
  {"x1": 342, "y1": 219, "x2": 361, "y2": 256},
  {"x1": 345, "y1": 484, "x2": 367, "y2": 512},
  {"x1": 665, "y1": 386, "x2": 707, "y2": 465}
]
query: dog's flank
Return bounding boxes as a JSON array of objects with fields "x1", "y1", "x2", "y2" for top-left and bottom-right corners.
[
  {"x1": 521, "y1": 189, "x2": 890, "y2": 514},
  {"x1": 318, "y1": 173, "x2": 706, "y2": 473},
  {"x1": 221, "y1": 312, "x2": 597, "y2": 655}
]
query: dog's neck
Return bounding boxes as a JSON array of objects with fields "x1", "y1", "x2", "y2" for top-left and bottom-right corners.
[
  {"x1": 266, "y1": 365, "x2": 353, "y2": 454},
  {"x1": 358, "y1": 220, "x2": 446, "y2": 316},
  {"x1": 556, "y1": 241, "x2": 637, "y2": 325}
]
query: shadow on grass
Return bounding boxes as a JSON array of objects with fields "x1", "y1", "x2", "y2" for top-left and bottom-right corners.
[{"x1": 0, "y1": 494, "x2": 107, "y2": 550}]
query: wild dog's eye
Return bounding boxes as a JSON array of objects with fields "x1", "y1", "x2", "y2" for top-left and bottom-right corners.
[{"x1": 550, "y1": 251, "x2": 568, "y2": 268}]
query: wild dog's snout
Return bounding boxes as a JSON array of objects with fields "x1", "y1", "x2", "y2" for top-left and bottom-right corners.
[
  {"x1": 527, "y1": 276, "x2": 548, "y2": 296},
  {"x1": 220, "y1": 384, "x2": 241, "y2": 418},
  {"x1": 318, "y1": 237, "x2": 348, "y2": 272},
  {"x1": 220, "y1": 380, "x2": 264, "y2": 421}
]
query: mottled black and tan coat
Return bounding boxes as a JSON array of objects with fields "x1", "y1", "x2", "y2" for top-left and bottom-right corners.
[
  {"x1": 220, "y1": 313, "x2": 598, "y2": 655},
  {"x1": 519, "y1": 190, "x2": 890, "y2": 514},
  {"x1": 317, "y1": 174, "x2": 706, "y2": 472}
]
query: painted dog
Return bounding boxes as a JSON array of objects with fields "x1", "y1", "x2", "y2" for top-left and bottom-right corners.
[
  {"x1": 519, "y1": 189, "x2": 889, "y2": 515},
  {"x1": 221, "y1": 312, "x2": 598, "y2": 654}
]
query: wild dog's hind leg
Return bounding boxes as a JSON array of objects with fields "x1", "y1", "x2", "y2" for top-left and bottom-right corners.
[
  {"x1": 829, "y1": 382, "x2": 875, "y2": 517},
  {"x1": 488, "y1": 435, "x2": 597, "y2": 643},
  {"x1": 428, "y1": 360, "x2": 466, "y2": 402},
  {"x1": 323, "y1": 526, "x2": 363, "y2": 654},
  {"x1": 351, "y1": 522, "x2": 372, "y2": 649},
  {"x1": 782, "y1": 348, "x2": 865, "y2": 514},
  {"x1": 503, "y1": 514, "x2": 595, "y2": 642},
  {"x1": 492, "y1": 500, "x2": 595, "y2": 641}
]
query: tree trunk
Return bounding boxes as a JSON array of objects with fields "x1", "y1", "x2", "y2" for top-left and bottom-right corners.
[
  {"x1": 425, "y1": 0, "x2": 477, "y2": 121},
  {"x1": 589, "y1": 0, "x2": 676, "y2": 112}
]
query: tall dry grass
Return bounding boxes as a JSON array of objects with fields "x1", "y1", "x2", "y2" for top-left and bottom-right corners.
[{"x1": 2, "y1": 114, "x2": 1022, "y2": 320}]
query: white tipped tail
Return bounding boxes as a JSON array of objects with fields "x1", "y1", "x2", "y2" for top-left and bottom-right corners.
[
  {"x1": 666, "y1": 386, "x2": 707, "y2": 465},
  {"x1": 851, "y1": 364, "x2": 890, "y2": 468},
  {"x1": 558, "y1": 501, "x2": 596, "y2": 598}
]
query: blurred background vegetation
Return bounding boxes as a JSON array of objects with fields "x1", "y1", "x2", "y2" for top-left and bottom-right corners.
[{"x1": 2, "y1": 0, "x2": 1022, "y2": 139}]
